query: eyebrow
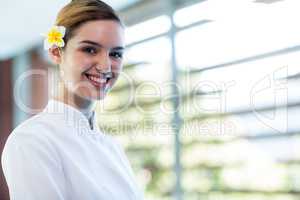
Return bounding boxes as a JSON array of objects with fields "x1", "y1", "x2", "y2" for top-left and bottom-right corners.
[{"x1": 79, "y1": 40, "x2": 125, "y2": 51}]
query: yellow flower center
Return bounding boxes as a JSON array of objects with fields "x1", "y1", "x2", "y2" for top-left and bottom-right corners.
[{"x1": 47, "y1": 30, "x2": 63, "y2": 43}]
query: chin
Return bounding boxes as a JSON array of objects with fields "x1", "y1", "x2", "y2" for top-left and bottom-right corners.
[
  {"x1": 79, "y1": 90, "x2": 107, "y2": 101},
  {"x1": 93, "y1": 94, "x2": 107, "y2": 100}
]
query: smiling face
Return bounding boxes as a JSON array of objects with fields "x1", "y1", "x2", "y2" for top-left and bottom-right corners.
[{"x1": 50, "y1": 20, "x2": 125, "y2": 100}]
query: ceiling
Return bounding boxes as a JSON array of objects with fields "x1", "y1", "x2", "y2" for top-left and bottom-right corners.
[
  {"x1": 0, "y1": 0, "x2": 141, "y2": 60},
  {"x1": 254, "y1": 0, "x2": 285, "y2": 3}
]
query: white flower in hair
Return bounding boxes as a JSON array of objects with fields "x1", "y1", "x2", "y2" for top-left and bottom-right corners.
[{"x1": 43, "y1": 26, "x2": 66, "y2": 50}]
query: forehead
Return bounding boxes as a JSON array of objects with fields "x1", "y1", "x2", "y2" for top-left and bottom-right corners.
[{"x1": 71, "y1": 20, "x2": 124, "y2": 47}]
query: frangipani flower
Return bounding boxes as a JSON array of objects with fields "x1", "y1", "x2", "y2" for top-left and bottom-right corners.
[{"x1": 43, "y1": 26, "x2": 66, "y2": 50}]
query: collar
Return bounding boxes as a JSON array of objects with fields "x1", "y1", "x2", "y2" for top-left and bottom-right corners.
[{"x1": 43, "y1": 99, "x2": 101, "y2": 135}]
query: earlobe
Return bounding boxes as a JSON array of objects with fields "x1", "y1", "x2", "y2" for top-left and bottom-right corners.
[{"x1": 48, "y1": 47, "x2": 62, "y2": 64}]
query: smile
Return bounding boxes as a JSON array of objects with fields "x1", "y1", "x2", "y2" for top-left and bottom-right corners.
[{"x1": 84, "y1": 73, "x2": 109, "y2": 88}]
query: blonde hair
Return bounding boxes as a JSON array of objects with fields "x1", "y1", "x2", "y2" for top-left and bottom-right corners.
[{"x1": 55, "y1": 0, "x2": 123, "y2": 47}]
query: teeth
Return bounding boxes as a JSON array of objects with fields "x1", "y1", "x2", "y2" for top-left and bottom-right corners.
[{"x1": 87, "y1": 75, "x2": 107, "y2": 84}]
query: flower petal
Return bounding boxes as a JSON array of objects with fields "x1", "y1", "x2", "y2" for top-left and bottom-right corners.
[
  {"x1": 58, "y1": 39, "x2": 65, "y2": 48},
  {"x1": 44, "y1": 39, "x2": 51, "y2": 50},
  {"x1": 43, "y1": 25, "x2": 66, "y2": 50},
  {"x1": 57, "y1": 26, "x2": 66, "y2": 37}
]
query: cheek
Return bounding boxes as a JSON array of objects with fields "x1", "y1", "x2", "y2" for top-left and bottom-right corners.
[
  {"x1": 71, "y1": 52, "x2": 92, "y2": 69},
  {"x1": 62, "y1": 62, "x2": 86, "y2": 82},
  {"x1": 112, "y1": 61, "x2": 123, "y2": 73},
  {"x1": 110, "y1": 62, "x2": 123, "y2": 85}
]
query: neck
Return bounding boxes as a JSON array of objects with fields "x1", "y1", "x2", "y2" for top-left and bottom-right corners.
[{"x1": 53, "y1": 84, "x2": 96, "y2": 121}]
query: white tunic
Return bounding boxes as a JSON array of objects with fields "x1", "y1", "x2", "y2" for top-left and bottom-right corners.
[{"x1": 1, "y1": 99, "x2": 143, "y2": 200}]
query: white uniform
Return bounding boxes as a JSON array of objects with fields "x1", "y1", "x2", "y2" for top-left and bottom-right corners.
[{"x1": 1, "y1": 99, "x2": 143, "y2": 200}]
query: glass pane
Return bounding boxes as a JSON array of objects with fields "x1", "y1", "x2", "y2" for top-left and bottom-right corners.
[
  {"x1": 125, "y1": 15, "x2": 171, "y2": 45},
  {"x1": 177, "y1": 1, "x2": 300, "y2": 199},
  {"x1": 175, "y1": 0, "x2": 300, "y2": 70}
]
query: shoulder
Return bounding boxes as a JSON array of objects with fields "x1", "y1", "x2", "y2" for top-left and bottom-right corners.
[
  {"x1": 12, "y1": 112, "x2": 54, "y2": 134},
  {"x1": 1, "y1": 113, "x2": 63, "y2": 171},
  {"x1": 2, "y1": 112, "x2": 61, "y2": 161},
  {"x1": 8, "y1": 110, "x2": 66, "y2": 141},
  {"x1": 4, "y1": 113, "x2": 53, "y2": 144}
]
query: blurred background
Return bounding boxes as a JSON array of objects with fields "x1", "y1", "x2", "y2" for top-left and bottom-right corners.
[{"x1": 1, "y1": 0, "x2": 300, "y2": 199}]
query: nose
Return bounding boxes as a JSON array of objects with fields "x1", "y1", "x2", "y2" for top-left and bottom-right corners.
[{"x1": 95, "y1": 51, "x2": 111, "y2": 73}]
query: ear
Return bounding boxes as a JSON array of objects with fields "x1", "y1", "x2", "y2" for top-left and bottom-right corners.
[{"x1": 48, "y1": 47, "x2": 62, "y2": 65}]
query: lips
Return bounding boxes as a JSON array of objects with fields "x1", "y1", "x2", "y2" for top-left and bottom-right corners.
[{"x1": 84, "y1": 73, "x2": 109, "y2": 89}]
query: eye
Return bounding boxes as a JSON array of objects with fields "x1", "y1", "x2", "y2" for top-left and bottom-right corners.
[
  {"x1": 82, "y1": 46, "x2": 97, "y2": 55},
  {"x1": 110, "y1": 51, "x2": 123, "y2": 59}
]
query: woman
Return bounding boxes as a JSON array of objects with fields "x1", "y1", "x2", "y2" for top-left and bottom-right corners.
[{"x1": 1, "y1": 0, "x2": 143, "y2": 199}]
